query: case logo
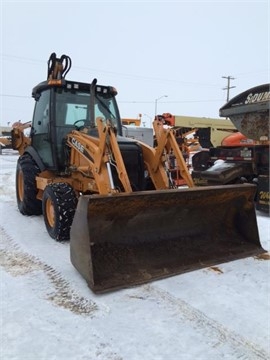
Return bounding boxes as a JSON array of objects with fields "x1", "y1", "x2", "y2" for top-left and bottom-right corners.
[{"x1": 71, "y1": 138, "x2": 84, "y2": 153}]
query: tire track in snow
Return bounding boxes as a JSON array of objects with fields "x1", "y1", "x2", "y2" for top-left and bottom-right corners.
[
  {"x1": 0, "y1": 226, "x2": 98, "y2": 317},
  {"x1": 136, "y1": 284, "x2": 269, "y2": 360},
  {"x1": 0, "y1": 225, "x2": 125, "y2": 360}
]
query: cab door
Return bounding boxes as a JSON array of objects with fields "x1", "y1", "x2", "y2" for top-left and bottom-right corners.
[{"x1": 31, "y1": 89, "x2": 54, "y2": 168}]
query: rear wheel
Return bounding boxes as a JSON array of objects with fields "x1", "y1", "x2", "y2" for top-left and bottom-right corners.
[
  {"x1": 16, "y1": 153, "x2": 42, "y2": 215},
  {"x1": 42, "y1": 183, "x2": 78, "y2": 241}
]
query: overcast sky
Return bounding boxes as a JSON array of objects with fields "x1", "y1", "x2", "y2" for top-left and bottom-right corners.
[{"x1": 1, "y1": 0, "x2": 269, "y2": 127}]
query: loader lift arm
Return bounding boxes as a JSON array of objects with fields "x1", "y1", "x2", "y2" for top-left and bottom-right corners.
[
  {"x1": 151, "y1": 120, "x2": 194, "y2": 188},
  {"x1": 66, "y1": 118, "x2": 194, "y2": 195},
  {"x1": 66, "y1": 118, "x2": 133, "y2": 194}
]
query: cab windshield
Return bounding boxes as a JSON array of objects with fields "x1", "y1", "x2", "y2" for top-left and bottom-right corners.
[{"x1": 54, "y1": 89, "x2": 120, "y2": 130}]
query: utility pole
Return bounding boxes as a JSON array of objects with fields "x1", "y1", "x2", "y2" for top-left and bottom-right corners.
[{"x1": 222, "y1": 76, "x2": 236, "y2": 102}]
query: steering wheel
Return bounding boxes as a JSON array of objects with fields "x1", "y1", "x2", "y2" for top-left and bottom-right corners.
[{"x1": 73, "y1": 119, "x2": 88, "y2": 130}]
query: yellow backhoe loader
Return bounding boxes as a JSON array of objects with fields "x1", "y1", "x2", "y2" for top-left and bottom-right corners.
[{"x1": 11, "y1": 53, "x2": 265, "y2": 292}]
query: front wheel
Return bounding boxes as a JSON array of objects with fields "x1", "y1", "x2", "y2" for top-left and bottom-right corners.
[{"x1": 42, "y1": 183, "x2": 78, "y2": 241}]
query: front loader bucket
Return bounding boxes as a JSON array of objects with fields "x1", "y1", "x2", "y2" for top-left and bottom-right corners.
[{"x1": 70, "y1": 184, "x2": 265, "y2": 293}]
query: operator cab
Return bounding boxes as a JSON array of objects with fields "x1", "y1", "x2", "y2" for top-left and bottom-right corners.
[{"x1": 30, "y1": 80, "x2": 122, "y2": 171}]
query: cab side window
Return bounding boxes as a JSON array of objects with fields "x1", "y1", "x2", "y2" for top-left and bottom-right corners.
[
  {"x1": 31, "y1": 90, "x2": 53, "y2": 167},
  {"x1": 32, "y1": 90, "x2": 50, "y2": 135}
]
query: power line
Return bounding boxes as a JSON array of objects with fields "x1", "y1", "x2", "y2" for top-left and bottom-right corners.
[
  {"x1": 119, "y1": 99, "x2": 223, "y2": 104},
  {"x1": 0, "y1": 93, "x2": 223, "y2": 104},
  {"x1": 0, "y1": 53, "x2": 220, "y2": 88}
]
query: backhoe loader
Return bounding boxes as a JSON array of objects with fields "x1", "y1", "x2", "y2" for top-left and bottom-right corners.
[{"x1": 11, "y1": 53, "x2": 265, "y2": 292}]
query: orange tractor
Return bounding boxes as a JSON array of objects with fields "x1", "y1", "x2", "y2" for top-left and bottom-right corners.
[{"x1": 11, "y1": 53, "x2": 265, "y2": 292}]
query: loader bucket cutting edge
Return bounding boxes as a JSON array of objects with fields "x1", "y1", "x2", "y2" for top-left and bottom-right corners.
[{"x1": 70, "y1": 184, "x2": 265, "y2": 293}]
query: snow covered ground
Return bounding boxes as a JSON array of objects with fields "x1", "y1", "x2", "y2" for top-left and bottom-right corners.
[{"x1": 1, "y1": 149, "x2": 269, "y2": 360}]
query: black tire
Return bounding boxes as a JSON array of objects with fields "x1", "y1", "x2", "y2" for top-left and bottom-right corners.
[
  {"x1": 16, "y1": 153, "x2": 42, "y2": 215},
  {"x1": 42, "y1": 183, "x2": 78, "y2": 241}
]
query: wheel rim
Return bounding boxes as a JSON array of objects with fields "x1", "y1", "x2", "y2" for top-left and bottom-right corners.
[
  {"x1": 45, "y1": 198, "x2": 55, "y2": 228},
  {"x1": 17, "y1": 169, "x2": 24, "y2": 202}
]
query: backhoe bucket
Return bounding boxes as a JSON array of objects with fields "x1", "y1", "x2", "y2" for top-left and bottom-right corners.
[{"x1": 70, "y1": 184, "x2": 265, "y2": 293}]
